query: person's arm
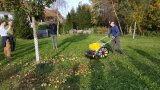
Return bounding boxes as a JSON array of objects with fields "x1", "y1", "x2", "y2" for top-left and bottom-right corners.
[
  {"x1": 5, "y1": 22, "x2": 12, "y2": 33},
  {"x1": 6, "y1": 26, "x2": 11, "y2": 33},
  {"x1": 0, "y1": 26, "x2": 11, "y2": 35},
  {"x1": 108, "y1": 28, "x2": 112, "y2": 37},
  {"x1": 114, "y1": 26, "x2": 120, "y2": 37},
  {"x1": 55, "y1": 24, "x2": 57, "y2": 35},
  {"x1": 0, "y1": 27, "x2": 2, "y2": 36}
]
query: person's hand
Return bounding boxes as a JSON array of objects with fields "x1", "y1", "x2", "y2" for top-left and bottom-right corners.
[
  {"x1": 112, "y1": 36, "x2": 115, "y2": 39},
  {"x1": 109, "y1": 21, "x2": 111, "y2": 24},
  {"x1": 8, "y1": 21, "x2": 12, "y2": 26},
  {"x1": 105, "y1": 35, "x2": 108, "y2": 38}
]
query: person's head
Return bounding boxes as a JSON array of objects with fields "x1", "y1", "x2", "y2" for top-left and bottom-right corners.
[
  {"x1": 109, "y1": 21, "x2": 115, "y2": 27},
  {"x1": 7, "y1": 20, "x2": 12, "y2": 26},
  {"x1": 0, "y1": 19, "x2": 6, "y2": 26}
]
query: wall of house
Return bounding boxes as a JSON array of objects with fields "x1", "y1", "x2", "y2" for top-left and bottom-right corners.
[{"x1": 0, "y1": 12, "x2": 13, "y2": 19}]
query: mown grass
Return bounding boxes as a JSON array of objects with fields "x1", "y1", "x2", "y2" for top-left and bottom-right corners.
[{"x1": 0, "y1": 34, "x2": 160, "y2": 90}]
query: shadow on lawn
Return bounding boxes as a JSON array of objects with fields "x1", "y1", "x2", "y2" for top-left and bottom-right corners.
[
  {"x1": 127, "y1": 48, "x2": 160, "y2": 88},
  {"x1": 1, "y1": 41, "x2": 49, "y2": 66},
  {"x1": 90, "y1": 60, "x2": 106, "y2": 90},
  {"x1": 0, "y1": 64, "x2": 21, "y2": 84},
  {"x1": 17, "y1": 63, "x2": 54, "y2": 90},
  {"x1": 0, "y1": 46, "x2": 4, "y2": 60},
  {"x1": 0, "y1": 53, "x2": 4, "y2": 61},
  {"x1": 128, "y1": 55, "x2": 160, "y2": 89},
  {"x1": 59, "y1": 63, "x2": 80, "y2": 90},
  {"x1": 13, "y1": 40, "x2": 49, "y2": 58},
  {"x1": 106, "y1": 60, "x2": 149, "y2": 90},
  {"x1": 0, "y1": 56, "x2": 34, "y2": 89},
  {"x1": 129, "y1": 47, "x2": 160, "y2": 65},
  {"x1": 89, "y1": 58, "x2": 150, "y2": 89},
  {"x1": 55, "y1": 35, "x2": 89, "y2": 56}
]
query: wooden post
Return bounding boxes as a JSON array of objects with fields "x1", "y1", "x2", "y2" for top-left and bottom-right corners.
[{"x1": 133, "y1": 22, "x2": 136, "y2": 39}]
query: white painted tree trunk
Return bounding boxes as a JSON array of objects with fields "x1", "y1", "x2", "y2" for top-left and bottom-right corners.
[
  {"x1": 133, "y1": 22, "x2": 137, "y2": 39},
  {"x1": 57, "y1": 10, "x2": 60, "y2": 36},
  {"x1": 32, "y1": 16, "x2": 40, "y2": 64}
]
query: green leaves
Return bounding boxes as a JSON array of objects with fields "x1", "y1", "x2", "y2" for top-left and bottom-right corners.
[{"x1": 66, "y1": 4, "x2": 92, "y2": 30}]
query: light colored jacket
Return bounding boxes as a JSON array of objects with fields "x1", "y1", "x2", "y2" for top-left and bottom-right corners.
[{"x1": 0, "y1": 25, "x2": 11, "y2": 36}]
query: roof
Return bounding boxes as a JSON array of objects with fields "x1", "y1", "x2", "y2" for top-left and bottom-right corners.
[
  {"x1": 44, "y1": 8, "x2": 64, "y2": 23},
  {"x1": 0, "y1": 11, "x2": 12, "y2": 15}
]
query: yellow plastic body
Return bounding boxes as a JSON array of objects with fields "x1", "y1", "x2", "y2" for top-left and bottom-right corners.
[{"x1": 89, "y1": 43, "x2": 103, "y2": 51}]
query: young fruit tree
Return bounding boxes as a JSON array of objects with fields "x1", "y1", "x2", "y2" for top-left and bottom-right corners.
[{"x1": 22, "y1": 0, "x2": 56, "y2": 64}]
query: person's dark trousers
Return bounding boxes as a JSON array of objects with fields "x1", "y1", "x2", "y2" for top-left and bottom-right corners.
[
  {"x1": 10, "y1": 36, "x2": 16, "y2": 51},
  {"x1": 111, "y1": 36, "x2": 124, "y2": 54},
  {"x1": 50, "y1": 34, "x2": 58, "y2": 49}
]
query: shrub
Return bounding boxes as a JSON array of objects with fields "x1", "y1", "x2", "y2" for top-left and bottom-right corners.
[
  {"x1": 13, "y1": 9, "x2": 33, "y2": 39},
  {"x1": 36, "y1": 24, "x2": 49, "y2": 30},
  {"x1": 144, "y1": 31, "x2": 160, "y2": 37},
  {"x1": 94, "y1": 27, "x2": 108, "y2": 34}
]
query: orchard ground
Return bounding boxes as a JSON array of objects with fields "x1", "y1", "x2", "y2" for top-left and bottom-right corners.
[{"x1": 0, "y1": 34, "x2": 160, "y2": 90}]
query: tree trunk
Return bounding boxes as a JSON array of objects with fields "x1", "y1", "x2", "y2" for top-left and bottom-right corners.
[
  {"x1": 137, "y1": 22, "x2": 142, "y2": 35},
  {"x1": 32, "y1": 16, "x2": 40, "y2": 64},
  {"x1": 110, "y1": 0, "x2": 123, "y2": 35},
  {"x1": 133, "y1": 22, "x2": 136, "y2": 39},
  {"x1": 129, "y1": 25, "x2": 132, "y2": 35},
  {"x1": 57, "y1": 12, "x2": 60, "y2": 36},
  {"x1": 126, "y1": 24, "x2": 128, "y2": 34}
]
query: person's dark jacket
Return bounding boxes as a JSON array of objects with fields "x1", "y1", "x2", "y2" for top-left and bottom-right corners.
[
  {"x1": 108, "y1": 25, "x2": 120, "y2": 37},
  {"x1": 49, "y1": 23, "x2": 57, "y2": 35}
]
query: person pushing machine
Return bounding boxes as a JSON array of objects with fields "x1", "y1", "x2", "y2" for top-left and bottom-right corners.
[{"x1": 108, "y1": 21, "x2": 124, "y2": 54}]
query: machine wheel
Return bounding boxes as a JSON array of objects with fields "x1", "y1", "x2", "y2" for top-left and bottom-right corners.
[
  {"x1": 98, "y1": 47, "x2": 109, "y2": 58},
  {"x1": 95, "y1": 55, "x2": 100, "y2": 60}
]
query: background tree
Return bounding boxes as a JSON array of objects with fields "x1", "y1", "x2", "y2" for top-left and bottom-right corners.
[
  {"x1": 0, "y1": 0, "x2": 49, "y2": 64},
  {"x1": 65, "y1": 4, "x2": 92, "y2": 30},
  {"x1": 20, "y1": 0, "x2": 56, "y2": 64},
  {"x1": 90, "y1": 0, "x2": 160, "y2": 35},
  {"x1": 50, "y1": 0, "x2": 67, "y2": 35},
  {"x1": 13, "y1": 8, "x2": 33, "y2": 39}
]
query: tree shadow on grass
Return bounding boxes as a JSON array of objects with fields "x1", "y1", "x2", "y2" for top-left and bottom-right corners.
[
  {"x1": 106, "y1": 60, "x2": 149, "y2": 90},
  {"x1": 0, "y1": 53, "x2": 4, "y2": 61},
  {"x1": 55, "y1": 35, "x2": 89, "y2": 56},
  {"x1": 59, "y1": 63, "x2": 80, "y2": 90},
  {"x1": 13, "y1": 40, "x2": 49, "y2": 58},
  {"x1": 0, "y1": 46, "x2": 4, "y2": 61},
  {"x1": 127, "y1": 55, "x2": 160, "y2": 89},
  {"x1": 0, "y1": 65, "x2": 22, "y2": 84},
  {"x1": 129, "y1": 47, "x2": 160, "y2": 66},
  {"x1": 17, "y1": 62, "x2": 54, "y2": 90},
  {"x1": 1, "y1": 41, "x2": 49, "y2": 66},
  {"x1": 0, "y1": 57, "x2": 34, "y2": 89},
  {"x1": 89, "y1": 60, "x2": 106, "y2": 90}
]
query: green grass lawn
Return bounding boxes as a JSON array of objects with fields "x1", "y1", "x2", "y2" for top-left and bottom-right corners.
[{"x1": 0, "y1": 34, "x2": 160, "y2": 90}]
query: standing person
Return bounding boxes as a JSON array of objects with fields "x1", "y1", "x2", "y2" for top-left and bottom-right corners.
[
  {"x1": 0, "y1": 19, "x2": 12, "y2": 60},
  {"x1": 49, "y1": 22, "x2": 58, "y2": 49},
  {"x1": 8, "y1": 23, "x2": 16, "y2": 51},
  {"x1": 108, "y1": 21, "x2": 124, "y2": 54}
]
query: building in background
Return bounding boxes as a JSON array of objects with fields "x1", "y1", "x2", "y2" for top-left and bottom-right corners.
[
  {"x1": 44, "y1": 8, "x2": 64, "y2": 23},
  {"x1": 0, "y1": 11, "x2": 13, "y2": 20}
]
